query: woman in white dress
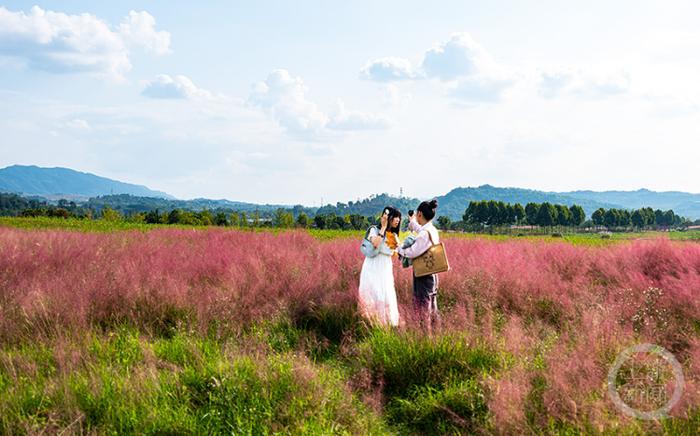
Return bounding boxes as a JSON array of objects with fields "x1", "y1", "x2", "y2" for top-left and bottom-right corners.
[{"x1": 358, "y1": 207, "x2": 402, "y2": 327}]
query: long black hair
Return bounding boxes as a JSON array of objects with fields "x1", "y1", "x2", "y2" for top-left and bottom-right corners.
[
  {"x1": 417, "y1": 199, "x2": 438, "y2": 221},
  {"x1": 380, "y1": 206, "x2": 402, "y2": 235}
]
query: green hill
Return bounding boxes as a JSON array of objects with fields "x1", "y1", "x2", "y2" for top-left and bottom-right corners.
[{"x1": 0, "y1": 165, "x2": 173, "y2": 199}]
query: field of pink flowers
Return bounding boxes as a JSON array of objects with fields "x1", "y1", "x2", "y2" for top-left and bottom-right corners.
[{"x1": 1, "y1": 226, "x2": 700, "y2": 433}]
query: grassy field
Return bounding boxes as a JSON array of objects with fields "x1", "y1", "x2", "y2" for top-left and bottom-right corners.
[{"x1": 2, "y1": 223, "x2": 700, "y2": 433}]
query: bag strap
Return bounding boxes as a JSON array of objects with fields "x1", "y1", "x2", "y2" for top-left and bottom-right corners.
[{"x1": 424, "y1": 225, "x2": 437, "y2": 246}]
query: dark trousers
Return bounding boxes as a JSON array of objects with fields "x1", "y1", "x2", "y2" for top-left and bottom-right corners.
[{"x1": 413, "y1": 273, "x2": 439, "y2": 323}]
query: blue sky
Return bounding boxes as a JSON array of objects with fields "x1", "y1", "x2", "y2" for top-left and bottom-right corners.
[{"x1": 2, "y1": 1, "x2": 700, "y2": 204}]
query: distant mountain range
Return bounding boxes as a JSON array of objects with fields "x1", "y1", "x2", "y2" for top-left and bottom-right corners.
[
  {"x1": 2, "y1": 164, "x2": 700, "y2": 219},
  {"x1": 0, "y1": 165, "x2": 173, "y2": 200},
  {"x1": 434, "y1": 185, "x2": 622, "y2": 220}
]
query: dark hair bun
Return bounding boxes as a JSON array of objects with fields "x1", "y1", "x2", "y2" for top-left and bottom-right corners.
[{"x1": 429, "y1": 199, "x2": 438, "y2": 209}]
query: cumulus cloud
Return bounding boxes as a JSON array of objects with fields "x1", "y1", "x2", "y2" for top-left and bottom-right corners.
[
  {"x1": 0, "y1": 6, "x2": 170, "y2": 78},
  {"x1": 421, "y1": 32, "x2": 493, "y2": 80},
  {"x1": 360, "y1": 32, "x2": 633, "y2": 104},
  {"x1": 359, "y1": 57, "x2": 418, "y2": 81},
  {"x1": 118, "y1": 11, "x2": 171, "y2": 55},
  {"x1": 142, "y1": 74, "x2": 212, "y2": 99},
  {"x1": 249, "y1": 69, "x2": 328, "y2": 137},
  {"x1": 360, "y1": 33, "x2": 513, "y2": 102},
  {"x1": 250, "y1": 69, "x2": 388, "y2": 139},
  {"x1": 360, "y1": 33, "x2": 494, "y2": 82}
]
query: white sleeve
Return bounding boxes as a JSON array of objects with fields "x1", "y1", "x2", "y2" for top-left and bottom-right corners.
[
  {"x1": 408, "y1": 220, "x2": 422, "y2": 232},
  {"x1": 367, "y1": 227, "x2": 379, "y2": 239}
]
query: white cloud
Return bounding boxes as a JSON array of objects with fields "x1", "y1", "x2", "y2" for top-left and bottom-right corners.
[
  {"x1": 421, "y1": 32, "x2": 493, "y2": 80},
  {"x1": 327, "y1": 100, "x2": 389, "y2": 130},
  {"x1": 360, "y1": 33, "x2": 494, "y2": 83},
  {"x1": 361, "y1": 33, "x2": 633, "y2": 104},
  {"x1": 249, "y1": 69, "x2": 388, "y2": 139},
  {"x1": 538, "y1": 68, "x2": 630, "y2": 99},
  {"x1": 118, "y1": 11, "x2": 171, "y2": 55},
  {"x1": 142, "y1": 74, "x2": 212, "y2": 100},
  {"x1": 449, "y1": 76, "x2": 514, "y2": 103},
  {"x1": 359, "y1": 57, "x2": 418, "y2": 81},
  {"x1": 360, "y1": 33, "x2": 514, "y2": 102},
  {"x1": 0, "y1": 6, "x2": 170, "y2": 78},
  {"x1": 249, "y1": 69, "x2": 328, "y2": 138}
]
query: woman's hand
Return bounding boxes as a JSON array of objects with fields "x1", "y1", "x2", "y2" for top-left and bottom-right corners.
[
  {"x1": 370, "y1": 235, "x2": 383, "y2": 248},
  {"x1": 380, "y1": 212, "x2": 388, "y2": 231}
]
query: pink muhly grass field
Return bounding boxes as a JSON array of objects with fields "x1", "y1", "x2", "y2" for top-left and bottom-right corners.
[{"x1": 1, "y1": 226, "x2": 700, "y2": 427}]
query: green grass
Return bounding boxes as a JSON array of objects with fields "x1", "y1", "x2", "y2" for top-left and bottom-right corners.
[
  {"x1": 0, "y1": 216, "x2": 172, "y2": 232},
  {"x1": 3, "y1": 320, "x2": 700, "y2": 434},
  {"x1": 0, "y1": 323, "x2": 502, "y2": 435},
  {"x1": 0, "y1": 326, "x2": 389, "y2": 435},
  {"x1": 3, "y1": 216, "x2": 699, "y2": 246}
]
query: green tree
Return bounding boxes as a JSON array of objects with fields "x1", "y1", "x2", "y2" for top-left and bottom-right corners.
[
  {"x1": 654, "y1": 209, "x2": 664, "y2": 226},
  {"x1": 661, "y1": 210, "x2": 676, "y2": 227},
  {"x1": 604, "y1": 209, "x2": 619, "y2": 228},
  {"x1": 128, "y1": 212, "x2": 146, "y2": 223},
  {"x1": 618, "y1": 210, "x2": 631, "y2": 227},
  {"x1": 179, "y1": 211, "x2": 198, "y2": 225},
  {"x1": 463, "y1": 202, "x2": 477, "y2": 224},
  {"x1": 536, "y1": 202, "x2": 556, "y2": 227},
  {"x1": 101, "y1": 207, "x2": 122, "y2": 222},
  {"x1": 525, "y1": 202, "x2": 540, "y2": 225},
  {"x1": 145, "y1": 209, "x2": 164, "y2": 224},
  {"x1": 569, "y1": 205, "x2": 585, "y2": 226},
  {"x1": 230, "y1": 212, "x2": 240, "y2": 227},
  {"x1": 198, "y1": 210, "x2": 214, "y2": 226},
  {"x1": 347, "y1": 214, "x2": 368, "y2": 230},
  {"x1": 555, "y1": 204, "x2": 571, "y2": 226},
  {"x1": 273, "y1": 208, "x2": 294, "y2": 228},
  {"x1": 167, "y1": 209, "x2": 182, "y2": 225},
  {"x1": 592, "y1": 208, "x2": 605, "y2": 226},
  {"x1": 296, "y1": 212, "x2": 310, "y2": 228},
  {"x1": 214, "y1": 212, "x2": 228, "y2": 226},
  {"x1": 512, "y1": 203, "x2": 525, "y2": 224},
  {"x1": 436, "y1": 216, "x2": 452, "y2": 229},
  {"x1": 631, "y1": 210, "x2": 645, "y2": 228},
  {"x1": 495, "y1": 201, "x2": 508, "y2": 225}
]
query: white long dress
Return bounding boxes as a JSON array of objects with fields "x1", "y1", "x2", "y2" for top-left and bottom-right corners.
[{"x1": 358, "y1": 227, "x2": 400, "y2": 327}]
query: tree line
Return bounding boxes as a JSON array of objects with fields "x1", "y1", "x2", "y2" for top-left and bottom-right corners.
[
  {"x1": 591, "y1": 207, "x2": 688, "y2": 228},
  {"x1": 462, "y1": 200, "x2": 586, "y2": 227},
  {"x1": 2, "y1": 192, "x2": 697, "y2": 231}
]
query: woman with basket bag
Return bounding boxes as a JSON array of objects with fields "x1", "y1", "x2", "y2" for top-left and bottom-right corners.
[{"x1": 397, "y1": 199, "x2": 448, "y2": 332}]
